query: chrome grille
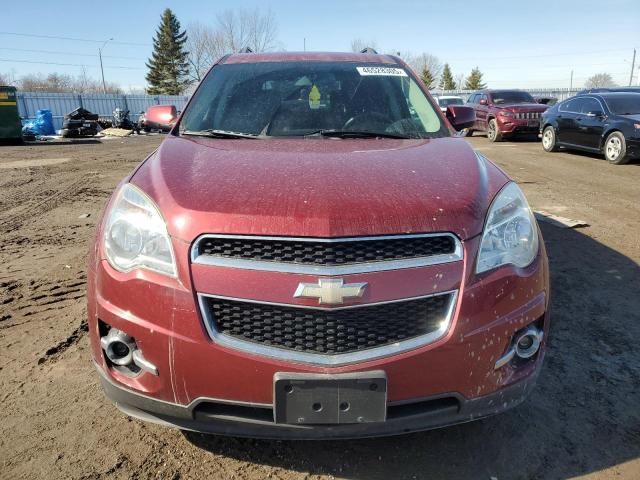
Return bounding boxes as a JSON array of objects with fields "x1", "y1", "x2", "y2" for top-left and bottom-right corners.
[
  {"x1": 191, "y1": 234, "x2": 463, "y2": 274},
  {"x1": 200, "y1": 292, "x2": 456, "y2": 361},
  {"x1": 515, "y1": 112, "x2": 541, "y2": 120}
]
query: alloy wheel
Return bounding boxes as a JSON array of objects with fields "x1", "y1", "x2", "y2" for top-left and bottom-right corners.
[
  {"x1": 606, "y1": 137, "x2": 622, "y2": 161},
  {"x1": 542, "y1": 129, "x2": 553, "y2": 149}
]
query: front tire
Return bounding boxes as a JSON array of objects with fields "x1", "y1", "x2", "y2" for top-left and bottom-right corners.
[
  {"x1": 487, "y1": 119, "x2": 502, "y2": 142},
  {"x1": 542, "y1": 126, "x2": 559, "y2": 152},
  {"x1": 604, "y1": 132, "x2": 629, "y2": 165}
]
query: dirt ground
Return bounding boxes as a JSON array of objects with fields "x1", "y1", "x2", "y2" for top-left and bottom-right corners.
[{"x1": 1, "y1": 134, "x2": 639, "y2": 480}]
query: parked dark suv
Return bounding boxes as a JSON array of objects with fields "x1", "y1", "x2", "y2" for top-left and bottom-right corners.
[{"x1": 467, "y1": 90, "x2": 548, "y2": 142}]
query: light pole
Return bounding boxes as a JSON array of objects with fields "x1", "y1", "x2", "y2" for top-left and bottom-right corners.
[{"x1": 99, "y1": 38, "x2": 114, "y2": 94}]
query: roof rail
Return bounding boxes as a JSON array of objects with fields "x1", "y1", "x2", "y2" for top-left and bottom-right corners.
[
  {"x1": 360, "y1": 47, "x2": 378, "y2": 54},
  {"x1": 238, "y1": 47, "x2": 253, "y2": 53}
]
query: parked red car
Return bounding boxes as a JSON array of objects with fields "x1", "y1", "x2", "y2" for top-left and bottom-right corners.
[
  {"x1": 467, "y1": 90, "x2": 549, "y2": 142},
  {"x1": 138, "y1": 104, "x2": 178, "y2": 132},
  {"x1": 88, "y1": 51, "x2": 549, "y2": 439}
]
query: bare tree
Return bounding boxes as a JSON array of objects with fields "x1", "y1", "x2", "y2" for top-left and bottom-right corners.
[
  {"x1": 585, "y1": 72, "x2": 617, "y2": 89},
  {"x1": 186, "y1": 22, "x2": 226, "y2": 82},
  {"x1": 350, "y1": 38, "x2": 378, "y2": 53},
  {"x1": 455, "y1": 73, "x2": 465, "y2": 91},
  {"x1": 0, "y1": 70, "x2": 17, "y2": 86},
  {"x1": 17, "y1": 72, "x2": 122, "y2": 93},
  {"x1": 216, "y1": 8, "x2": 279, "y2": 53}
]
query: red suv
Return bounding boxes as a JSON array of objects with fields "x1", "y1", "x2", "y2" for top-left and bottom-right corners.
[
  {"x1": 88, "y1": 52, "x2": 549, "y2": 439},
  {"x1": 467, "y1": 90, "x2": 549, "y2": 142}
]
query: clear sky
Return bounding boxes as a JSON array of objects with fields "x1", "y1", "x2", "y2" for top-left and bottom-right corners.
[{"x1": 2, "y1": 0, "x2": 639, "y2": 91}]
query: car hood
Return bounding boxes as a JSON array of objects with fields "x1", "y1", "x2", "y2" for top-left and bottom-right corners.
[
  {"x1": 131, "y1": 135, "x2": 509, "y2": 242},
  {"x1": 497, "y1": 103, "x2": 548, "y2": 112},
  {"x1": 620, "y1": 113, "x2": 640, "y2": 122}
]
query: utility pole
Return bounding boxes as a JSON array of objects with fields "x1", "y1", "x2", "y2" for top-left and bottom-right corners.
[
  {"x1": 303, "y1": 37, "x2": 306, "y2": 52},
  {"x1": 629, "y1": 48, "x2": 636, "y2": 86},
  {"x1": 99, "y1": 38, "x2": 113, "y2": 94},
  {"x1": 570, "y1": 70, "x2": 573, "y2": 90}
]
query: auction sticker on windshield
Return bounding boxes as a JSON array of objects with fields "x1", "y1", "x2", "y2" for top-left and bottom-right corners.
[{"x1": 356, "y1": 66, "x2": 408, "y2": 76}]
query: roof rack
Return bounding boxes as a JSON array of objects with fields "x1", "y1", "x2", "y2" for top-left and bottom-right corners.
[
  {"x1": 238, "y1": 47, "x2": 253, "y2": 53},
  {"x1": 360, "y1": 47, "x2": 378, "y2": 54}
]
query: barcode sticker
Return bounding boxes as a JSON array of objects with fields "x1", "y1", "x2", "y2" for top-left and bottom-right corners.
[{"x1": 356, "y1": 66, "x2": 407, "y2": 77}]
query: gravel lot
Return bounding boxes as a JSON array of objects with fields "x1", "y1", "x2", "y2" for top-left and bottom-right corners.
[{"x1": 1, "y1": 134, "x2": 639, "y2": 480}]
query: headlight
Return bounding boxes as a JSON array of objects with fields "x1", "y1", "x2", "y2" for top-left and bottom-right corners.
[
  {"x1": 476, "y1": 182, "x2": 539, "y2": 274},
  {"x1": 104, "y1": 183, "x2": 176, "y2": 276},
  {"x1": 499, "y1": 111, "x2": 513, "y2": 117}
]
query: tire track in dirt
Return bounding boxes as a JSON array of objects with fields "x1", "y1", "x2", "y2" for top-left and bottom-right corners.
[
  {"x1": 0, "y1": 175, "x2": 95, "y2": 233},
  {"x1": 37, "y1": 318, "x2": 88, "y2": 365}
]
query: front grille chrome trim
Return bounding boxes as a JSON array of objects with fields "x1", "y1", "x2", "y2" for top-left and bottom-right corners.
[
  {"x1": 191, "y1": 233, "x2": 463, "y2": 275},
  {"x1": 197, "y1": 290, "x2": 458, "y2": 366}
]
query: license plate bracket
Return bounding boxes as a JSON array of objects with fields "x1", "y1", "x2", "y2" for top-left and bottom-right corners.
[{"x1": 274, "y1": 371, "x2": 387, "y2": 425}]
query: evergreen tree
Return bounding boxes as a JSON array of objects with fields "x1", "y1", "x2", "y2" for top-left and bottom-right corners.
[
  {"x1": 464, "y1": 67, "x2": 487, "y2": 90},
  {"x1": 420, "y1": 66, "x2": 436, "y2": 89},
  {"x1": 439, "y1": 63, "x2": 457, "y2": 90},
  {"x1": 146, "y1": 9, "x2": 190, "y2": 95}
]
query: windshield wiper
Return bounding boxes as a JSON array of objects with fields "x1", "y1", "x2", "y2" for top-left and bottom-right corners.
[
  {"x1": 181, "y1": 129, "x2": 260, "y2": 139},
  {"x1": 305, "y1": 129, "x2": 412, "y2": 139}
]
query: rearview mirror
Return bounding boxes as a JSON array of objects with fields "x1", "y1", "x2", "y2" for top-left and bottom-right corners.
[{"x1": 446, "y1": 105, "x2": 476, "y2": 131}]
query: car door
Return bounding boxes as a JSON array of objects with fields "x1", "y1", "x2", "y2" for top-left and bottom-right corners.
[
  {"x1": 556, "y1": 97, "x2": 583, "y2": 144},
  {"x1": 466, "y1": 94, "x2": 479, "y2": 129},
  {"x1": 476, "y1": 94, "x2": 489, "y2": 131},
  {"x1": 575, "y1": 97, "x2": 606, "y2": 149}
]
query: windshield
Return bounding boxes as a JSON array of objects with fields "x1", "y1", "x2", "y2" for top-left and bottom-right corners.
[
  {"x1": 438, "y1": 97, "x2": 464, "y2": 107},
  {"x1": 491, "y1": 91, "x2": 535, "y2": 105},
  {"x1": 180, "y1": 62, "x2": 446, "y2": 139},
  {"x1": 604, "y1": 95, "x2": 640, "y2": 115}
]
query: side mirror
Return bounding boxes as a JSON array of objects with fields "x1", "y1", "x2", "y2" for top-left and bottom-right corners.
[
  {"x1": 446, "y1": 105, "x2": 476, "y2": 131},
  {"x1": 479, "y1": 98, "x2": 488, "y2": 106}
]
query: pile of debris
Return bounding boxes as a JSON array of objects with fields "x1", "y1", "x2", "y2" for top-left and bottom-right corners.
[{"x1": 61, "y1": 108, "x2": 99, "y2": 138}]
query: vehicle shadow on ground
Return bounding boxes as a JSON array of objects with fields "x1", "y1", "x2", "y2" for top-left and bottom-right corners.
[
  {"x1": 21, "y1": 139, "x2": 103, "y2": 146},
  {"x1": 555, "y1": 147, "x2": 640, "y2": 166},
  {"x1": 184, "y1": 222, "x2": 640, "y2": 480},
  {"x1": 468, "y1": 132, "x2": 540, "y2": 143}
]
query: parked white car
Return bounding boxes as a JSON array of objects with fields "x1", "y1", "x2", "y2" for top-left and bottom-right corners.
[{"x1": 435, "y1": 95, "x2": 465, "y2": 113}]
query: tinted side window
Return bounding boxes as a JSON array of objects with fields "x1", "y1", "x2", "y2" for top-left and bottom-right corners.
[
  {"x1": 560, "y1": 98, "x2": 585, "y2": 113},
  {"x1": 580, "y1": 98, "x2": 603, "y2": 114},
  {"x1": 467, "y1": 94, "x2": 477, "y2": 104}
]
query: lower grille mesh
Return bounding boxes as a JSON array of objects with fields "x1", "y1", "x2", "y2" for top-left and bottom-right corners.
[{"x1": 203, "y1": 294, "x2": 452, "y2": 355}]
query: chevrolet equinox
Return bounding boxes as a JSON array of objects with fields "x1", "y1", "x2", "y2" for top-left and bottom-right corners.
[{"x1": 88, "y1": 51, "x2": 550, "y2": 439}]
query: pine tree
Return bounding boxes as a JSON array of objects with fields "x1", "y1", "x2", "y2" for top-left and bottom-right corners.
[
  {"x1": 439, "y1": 63, "x2": 457, "y2": 90},
  {"x1": 464, "y1": 67, "x2": 487, "y2": 90},
  {"x1": 420, "y1": 66, "x2": 435, "y2": 89},
  {"x1": 146, "y1": 9, "x2": 190, "y2": 95}
]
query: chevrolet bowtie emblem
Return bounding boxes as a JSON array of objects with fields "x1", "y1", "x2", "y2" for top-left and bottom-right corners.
[{"x1": 294, "y1": 278, "x2": 367, "y2": 305}]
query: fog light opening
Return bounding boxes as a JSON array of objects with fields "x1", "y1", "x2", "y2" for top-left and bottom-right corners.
[
  {"x1": 494, "y1": 324, "x2": 544, "y2": 370},
  {"x1": 514, "y1": 327, "x2": 543, "y2": 360},
  {"x1": 100, "y1": 328, "x2": 136, "y2": 366},
  {"x1": 99, "y1": 325, "x2": 158, "y2": 376}
]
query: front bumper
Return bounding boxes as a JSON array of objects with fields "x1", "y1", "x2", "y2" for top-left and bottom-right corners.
[
  {"x1": 88, "y1": 231, "x2": 550, "y2": 438},
  {"x1": 497, "y1": 117, "x2": 541, "y2": 135},
  {"x1": 627, "y1": 137, "x2": 640, "y2": 158},
  {"x1": 96, "y1": 357, "x2": 542, "y2": 439}
]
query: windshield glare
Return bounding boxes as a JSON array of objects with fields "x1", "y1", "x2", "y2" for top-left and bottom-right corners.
[
  {"x1": 491, "y1": 91, "x2": 535, "y2": 104},
  {"x1": 180, "y1": 62, "x2": 445, "y2": 138},
  {"x1": 604, "y1": 95, "x2": 640, "y2": 115}
]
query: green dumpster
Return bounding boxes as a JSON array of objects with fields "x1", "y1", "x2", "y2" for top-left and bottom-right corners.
[{"x1": 0, "y1": 86, "x2": 22, "y2": 142}]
